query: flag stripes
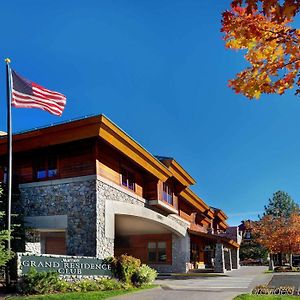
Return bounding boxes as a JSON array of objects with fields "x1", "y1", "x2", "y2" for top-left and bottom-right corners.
[{"x1": 11, "y1": 70, "x2": 66, "y2": 116}]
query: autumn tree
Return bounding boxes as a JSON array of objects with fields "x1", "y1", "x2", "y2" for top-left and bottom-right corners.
[
  {"x1": 221, "y1": 0, "x2": 300, "y2": 98},
  {"x1": 252, "y1": 213, "x2": 300, "y2": 268}
]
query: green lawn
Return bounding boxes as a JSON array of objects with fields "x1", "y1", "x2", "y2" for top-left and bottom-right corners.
[
  {"x1": 7, "y1": 286, "x2": 156, "y2": 300},
  {"x1": 234, "y1": 294, "x2": 300, "y2": 300}
]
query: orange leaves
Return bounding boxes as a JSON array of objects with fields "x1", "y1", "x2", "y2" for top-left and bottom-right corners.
[
  {"x1": 221, "y1": 4, "x2": 300, "y2": 99},
  {"x1": 252, "y1": 213, "x2": 300, "y2": 254},
  {"x1": 231, "y1": 1, "x2": 300, "y2": 22}
]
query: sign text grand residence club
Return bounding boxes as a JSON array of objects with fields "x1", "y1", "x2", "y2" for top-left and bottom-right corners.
[{"x1": 0, "y1": 114, "x2": 241, "y2": 273}]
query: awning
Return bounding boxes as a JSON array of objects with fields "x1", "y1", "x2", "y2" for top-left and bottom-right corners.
[{"x1": 188, "y1": 229, "x2": 240, "y2": 249}]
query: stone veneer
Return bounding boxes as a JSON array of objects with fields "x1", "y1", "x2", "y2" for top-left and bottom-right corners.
[
  {"x1": 214, "y1": 243, "x2": 225, "y2": 273},
  {"x1": 19, "y1": 176, "x2": 97, "y2": 257},
  {"x1": 19, "y1": 175, "x2": 191, "y2": 273},
  {"x1": 95, "y1": 177, "x2": 190, "y2": 273}
]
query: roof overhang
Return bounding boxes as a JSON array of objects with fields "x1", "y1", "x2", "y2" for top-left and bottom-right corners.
[
  {"x1": 180, "y1": 188, "x2": 210, "y2": 213},
  {"x1": 0, "y1": 114, "x2": 172, "y2": 181},
  {"x1": 188, "y1": 229, "x2": 239, "y2": 248},
  {"x1": 157, "y1": 157, "x2": 196, "y2": 186}
]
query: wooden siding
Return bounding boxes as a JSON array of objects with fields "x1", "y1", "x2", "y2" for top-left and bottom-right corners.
[
  {"x1": 12, "y1": 139, "x2": 96, "y2": 184},
  {"x1": 97, "y1": 140, "x2": 144, "y2": 197},
  {"x1": 114, "y1": 233, "x2": 172, "y2": 265},
  {"x1": 179, "y1": 197, "x2": 209, "y2": 231}
]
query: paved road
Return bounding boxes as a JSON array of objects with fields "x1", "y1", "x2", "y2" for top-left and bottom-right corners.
[{"x1": 113, "y1": 266, "x2": 271, "y2": 300}]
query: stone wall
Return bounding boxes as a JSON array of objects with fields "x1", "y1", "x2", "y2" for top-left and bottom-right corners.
[
  {"x1": 96, "y1": 177, "x2": 190, "y2": 272},
  {"x1": 19, "y1": 176, "x2": 97, "y2": 257},
  {"x1": 20, "y1": 175, "x2": 191, "y2": 273},
  {"x1": 95, "y1": 178, "x2": 146, "y2": 259},
  {"x1": 214, "y1": 243, "x2": 225, "y2": 273}
]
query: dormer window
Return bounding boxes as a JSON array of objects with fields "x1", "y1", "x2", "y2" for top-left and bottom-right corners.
[
  {"x1": 163, "y1": 182, "x2": 173, "y2": 205},
  {"x1": 121, "y1": 167, "x2": 135, "y2": 191},
  {"x1": 35, "y1": 154, "x2": 58, "y2": 180}
]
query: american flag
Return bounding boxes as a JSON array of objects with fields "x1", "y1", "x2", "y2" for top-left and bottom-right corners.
[{"x1": 11, "y1": 70, "x2": 66, "y2": 116}]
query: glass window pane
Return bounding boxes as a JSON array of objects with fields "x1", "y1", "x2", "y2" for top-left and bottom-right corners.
[
  {"x1": 37, "y1": 170, "x2": 46, "y2": 179},
  {"x1": 128, "y1": 175, "x2": 134, "y2": 190},
  {"x1": 48, "y1": 169, "x2": 57, "y2": 177},
  {"x1": 148, "y1": 242, "x2": 157, "y2": 262},
  {"x1": 48, "y1": 156, "x2": 57, "y2": 170},
  {"x1": 121, "y1": 169, "x2": 128, "y2": 186},
  {"x1": 148, "y1": 250, "x2": 156, "y2": 262},
  {"x1": 158, "y1": 242, "x2": 166, "y2": 248},
  {"x1": 158, "y1": 242, "x2": 167, "y2": 262},
  {"x1": 148, "y1": 242, "x2": 156, "y2": 249}
]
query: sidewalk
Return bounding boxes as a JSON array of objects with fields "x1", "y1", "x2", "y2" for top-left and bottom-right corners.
[{"x1": 112, "y1": 266, "x2": 272, "y2": 300}]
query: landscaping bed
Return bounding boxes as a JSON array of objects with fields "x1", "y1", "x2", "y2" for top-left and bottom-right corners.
[
  {"x1": 7, "y1": 255, "x2": 157, "y2": 300},
  {"x1": 234, "y1": 295, "x2": 299, "y2": 300},
  {"x1": 7, "y1": 285, "x2": 156, "y2": 300}
]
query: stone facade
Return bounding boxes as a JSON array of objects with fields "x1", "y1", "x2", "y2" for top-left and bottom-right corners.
[
  {"x1": 19, "y1": 175, "x2": 191, "y2": 273},
  {"x1": 214, "y1": 243, "x2": 225, "y2": 273},
  {"x1": 18, "y1": 174, "x2": 239, "y2": 274},
  {"x1": 95, "y1": 177, "x2": 190, "y2": 273},
  {"x1": 19, "y1": 176, "x2": 97, "y2": 257},
  {"x1": 231, "y1": 248, "x2": 240, "y2": 269},
  {"x1": 224, "y1": 249, "x2": 232, "y2": 271}
]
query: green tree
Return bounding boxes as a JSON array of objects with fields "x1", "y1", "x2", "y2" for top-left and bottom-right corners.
[
  {"x1": 263, "y1": 191, "x2": 299, "y2": 219},
  {"x1": 0, "y1": 186, "x2": 12, "y2": 267},
  {"x1": 240, "y1": 239, "x2": 268, "y2": 262}
]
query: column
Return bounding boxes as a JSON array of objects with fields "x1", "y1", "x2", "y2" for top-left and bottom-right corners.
[
  {"x1": 231, "y1": 248, "x2": 240, "y2": 269},
  {"x1": 224, "y1": 249, "x2": 232, "y2": 271},
  {"x1": 214, "y1": 243, "x2": 225, "y2": 273}
]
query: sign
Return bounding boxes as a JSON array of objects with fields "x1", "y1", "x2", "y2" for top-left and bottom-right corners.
[{"x1": 18, "y1": 254, "x2": 112, "y2": 276}]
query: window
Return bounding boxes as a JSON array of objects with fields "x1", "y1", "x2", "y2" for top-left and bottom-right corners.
[
  {"x1": 121, "y1": 167, "x2": 135, "y2": 190},
  {"x1": 35, "y1": 154, "x2": 58, "y2": 180},
  {"x1": 163, "y1": 182, "x2": 173, "y2": 205},
  {"x1": 148, "y1": 241, "x2": 167, "y2": 263}
]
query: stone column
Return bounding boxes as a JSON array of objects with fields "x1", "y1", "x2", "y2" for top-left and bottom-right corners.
[
  {"x1": 25, "y1": 230, "x2": 41, "y2": 254},
  {"x1": 172, "y1": 233, "x2": 190, "y2": 273},
  {"x1": 214, "y1": 243, "x2": 225, "y2": 273},
  {"x1": 224, "y1": 249, "x2": 232, "y2": 271},
  {"x1": 231, "y1": 248, "x2": 240, "y2": 269}
]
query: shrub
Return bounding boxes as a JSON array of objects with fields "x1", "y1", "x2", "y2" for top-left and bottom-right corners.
[
  {"x1": 19, "y1": 267, "x2": 63, "y2": 294},
  {"x1": 97, "y1": 278, "x2": 123, "y2": 290},
  {"x1": 113, "y1": 255, "x2": 141, "y2": 284},
  {"x1": 74, "y1": 279, "x2": 101, "y2": 292},
  {"x1": 132, "y1": 264, "x2": 157, "y2": 287},
  {"x1": 19, "y1": 268, "x2": 128, "y2": 295}
]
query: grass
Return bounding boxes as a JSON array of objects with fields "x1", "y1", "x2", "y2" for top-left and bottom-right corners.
[
  {"x1": 234, "y1": 295, "x2": 300, "y2": 300},
  {"x1": 7, "y1": 285, "x2": 157, "y2": 300},
  {"x1": 159, "y1": 273, "x2": 227, "y2": 277}
]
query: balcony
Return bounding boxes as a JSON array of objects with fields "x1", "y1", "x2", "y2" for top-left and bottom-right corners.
[{"x1": 148, "y1": 199, "x2": 178, "y2": 214}]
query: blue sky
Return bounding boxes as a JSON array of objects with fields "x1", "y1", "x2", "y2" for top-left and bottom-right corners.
[{"x1": 1, "y1": 0, "x2": 300, "y2": 225}]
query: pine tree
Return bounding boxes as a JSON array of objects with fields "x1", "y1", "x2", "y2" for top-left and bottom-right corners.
[{"x1": 263, "y1": 191, "x2": 299, "y2": 219}]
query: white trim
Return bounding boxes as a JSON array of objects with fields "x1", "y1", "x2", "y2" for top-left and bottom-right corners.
[
  {"x1": 169, "y1": 213, "x2": 191, "y2": 226},
  {"x1": 105, "y1": 200, "x2": 187, "y2": 239},
  {"x1": 25, "y1": 215, "x2": 68, "y2": 230},
  {"x1": 148, "y1": 200, "x2": 179, "y2": 214}
]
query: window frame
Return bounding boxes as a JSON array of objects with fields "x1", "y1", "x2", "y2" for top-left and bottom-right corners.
[
  {"x1": 162, "y1": 182, "x2": 173, "y2": 205},
  {"x1": 120, "y1": 166, "x2": 135, "y2": 191},
  {"x1": 147, "y1": 240, "x2": 167, "y2": 264},
  {"x1": 34, "y1": 153, "x2": 59, "y2": 181}
]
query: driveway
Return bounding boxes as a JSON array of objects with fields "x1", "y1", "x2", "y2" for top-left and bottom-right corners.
[{"x1": 113, "y1": 266, "x2": 271, "y2": 300}]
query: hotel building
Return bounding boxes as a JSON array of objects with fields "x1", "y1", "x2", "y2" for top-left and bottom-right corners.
[{"x1": 0, "y1": 115, "x2": 241, "y2": 273}]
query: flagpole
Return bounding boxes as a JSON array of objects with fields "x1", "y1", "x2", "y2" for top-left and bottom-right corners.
[{"x1": 5, "y1": 58, "x2": 12, "y2": 287}]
